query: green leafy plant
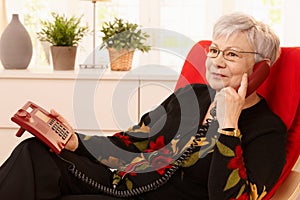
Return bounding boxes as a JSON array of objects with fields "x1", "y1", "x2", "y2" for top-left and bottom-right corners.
[
  {"x1": 37, "y1": 13, "x2": 89, "y2": 46},
  {"x1": 100, "y1": 17, "x2": 151, "y2": 52}
]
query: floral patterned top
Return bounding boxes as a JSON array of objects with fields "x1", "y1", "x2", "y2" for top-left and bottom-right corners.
[{"x1": 76, "y1": 84, "x2": 286, "y2": 200}]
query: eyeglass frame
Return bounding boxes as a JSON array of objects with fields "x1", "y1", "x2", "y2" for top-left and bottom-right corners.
[{"x1": 206, "y1": 46, "x2": 264, "y2": 62}]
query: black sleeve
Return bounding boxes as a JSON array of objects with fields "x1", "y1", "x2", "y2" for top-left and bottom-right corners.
[
  {"x1": 74, "y1": 84, "x2": 212, "y2": 170},
  {"x1": 208, "y1": 116, "x2": 286, "y2": 200}
]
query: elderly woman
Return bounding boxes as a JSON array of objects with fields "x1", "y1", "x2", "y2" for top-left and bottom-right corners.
[{"x1": 0, "y1": 12, "x2": 286, "y2": 200}]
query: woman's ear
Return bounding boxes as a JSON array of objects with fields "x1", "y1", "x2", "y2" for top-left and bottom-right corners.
[
  {"x1": 266, "y1": 60, "x2": 271, "y2": 66},
  {"x1": 263, "y1": 58, "x2": 271, "y2": 66}
]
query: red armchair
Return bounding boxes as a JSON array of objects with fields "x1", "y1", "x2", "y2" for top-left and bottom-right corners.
[
  {"x1": 175, "y1": 41, "x2": 300, "y2": 199},
  {"x1": 60, "y1": 41, "x2": 300, "y2": 200}
]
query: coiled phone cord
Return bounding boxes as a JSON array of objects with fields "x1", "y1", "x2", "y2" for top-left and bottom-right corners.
[{"x1": 60, "y1": 118, "x2": 214, "y2": 198}]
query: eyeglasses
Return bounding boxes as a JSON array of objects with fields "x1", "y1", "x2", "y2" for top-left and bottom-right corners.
[{"x1": 207, "y1": 46, "x2": 263, "y2": 62}]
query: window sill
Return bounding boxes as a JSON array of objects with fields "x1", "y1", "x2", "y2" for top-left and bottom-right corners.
[{"x1": 0, "y1": 65, "x2": 180, "y2": 81}]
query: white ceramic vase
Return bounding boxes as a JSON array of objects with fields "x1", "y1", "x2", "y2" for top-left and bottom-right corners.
[{"x1": 0, "y1": 14, "x2": 33, "y2": 69}]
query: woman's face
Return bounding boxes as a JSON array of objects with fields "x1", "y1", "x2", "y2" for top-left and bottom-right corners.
[{"x1": 205, "y1": 32, "x2": 256, "y2": 91}]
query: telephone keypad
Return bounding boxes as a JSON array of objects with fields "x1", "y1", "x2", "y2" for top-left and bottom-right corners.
[{"x1": 49, "y1": 120, "x2": 69, "y2": 140}]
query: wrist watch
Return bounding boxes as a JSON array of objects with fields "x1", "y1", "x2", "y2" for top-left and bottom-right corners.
[{"x1": 217, "y1": 128, "x2": 241, "y2": 137}]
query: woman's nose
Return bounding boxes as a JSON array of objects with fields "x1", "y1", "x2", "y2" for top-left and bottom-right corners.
[{"x1": 212, "y1": 54, "x2": 226, "y2": 68}]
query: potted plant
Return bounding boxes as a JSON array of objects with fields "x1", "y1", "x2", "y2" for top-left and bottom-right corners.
[
  {"x1": 37, "y1": 12, "x2": 88, "y2": 70},
  {"x1": 100, "y1": 17, "x2": 150, "y2": 71}
]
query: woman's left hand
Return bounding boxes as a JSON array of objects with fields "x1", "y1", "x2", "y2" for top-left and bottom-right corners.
[
  {"x1": 50, "y1": 109, "x2": 79, "y2": 151},
  {"x1": 215, "y1": 73, "x2": 248, "y2": 129}
]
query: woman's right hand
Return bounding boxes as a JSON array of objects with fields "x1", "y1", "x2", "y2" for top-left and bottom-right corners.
[
  {"x1": 214, "y1": 73, "x2": 248, "y2": 129},
  {"x1": 50, "y1": 109, "x2": 79, "y2": 151}
]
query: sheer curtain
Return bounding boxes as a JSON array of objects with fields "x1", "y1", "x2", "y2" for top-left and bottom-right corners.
[
  {"x1": 0, "y1": 0, "x2": 223, "y2": 69},
  {"x1": 0, "y1": 0, "x2": 7, "y2": 36},
  {"x1": 235, "y1": 0, "x2": 300, "y2": 46},
  {"x1": 3, "y1": 0, "x2": 298, "y2": 69},
  {"x1": 282, "y1": 0, "x2": 300, "y2": 46},
  {"x1": 0, "y1": 0, "x2": 7, "y2": 68}
]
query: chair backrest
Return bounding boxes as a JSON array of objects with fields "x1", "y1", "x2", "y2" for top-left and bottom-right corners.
[
  {"x1": 175, "y1": 40, "x2": 210, "y2": 89},
  {"x1": 175, "y1": 40, "x2": 300, "y2": 199}
]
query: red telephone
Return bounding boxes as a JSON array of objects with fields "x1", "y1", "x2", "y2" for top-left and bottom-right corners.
[
  {"x1": 11, "y1": 101, "x2": 72, "y2": 154},
  {"x1": 245, "y1": 60, "x2": 270, "y2": 97}
]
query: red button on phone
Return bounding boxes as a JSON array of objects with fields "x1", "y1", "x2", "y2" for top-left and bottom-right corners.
[{"x1": 17, "y1": 109, "x2": 31, "y2": 120}]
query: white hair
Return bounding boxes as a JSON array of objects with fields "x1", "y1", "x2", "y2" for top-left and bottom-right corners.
[{"x1": 213, "y1": 12, "x2": 280, "y2": 65}]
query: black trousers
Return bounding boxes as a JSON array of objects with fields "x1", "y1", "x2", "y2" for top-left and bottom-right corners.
[
  {"x1": 0, "y1": 138, "x2": 116, "y2": 200},
  {"x1": 0, "y1": 138, "x2": 191, "y2": 200}
]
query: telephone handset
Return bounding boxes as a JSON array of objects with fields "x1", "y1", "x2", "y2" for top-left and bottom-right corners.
[
  {"x1": 11, "y1": 101, "x2": 72, "y2": 154},
  {"x1": 245, "y1": 60, "x2": 270, "y2": 97}
]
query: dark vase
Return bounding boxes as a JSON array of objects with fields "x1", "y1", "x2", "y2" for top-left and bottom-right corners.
[{"x1": 0, "y1": 14, "x2": 33, "y2": 69}]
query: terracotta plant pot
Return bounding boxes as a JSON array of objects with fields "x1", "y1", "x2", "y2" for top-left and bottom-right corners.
[{"x1": 50, "y1": 46, "x2": 77, "y2": 70}]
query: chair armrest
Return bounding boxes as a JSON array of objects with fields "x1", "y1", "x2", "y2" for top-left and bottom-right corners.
[{"x1": 270, "y1": 170, "x2": 300, "y2": 200}]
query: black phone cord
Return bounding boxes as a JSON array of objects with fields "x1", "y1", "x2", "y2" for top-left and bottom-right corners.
[{"x1": 58, "y1": 118, "x2": 214, "y2": 198}]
